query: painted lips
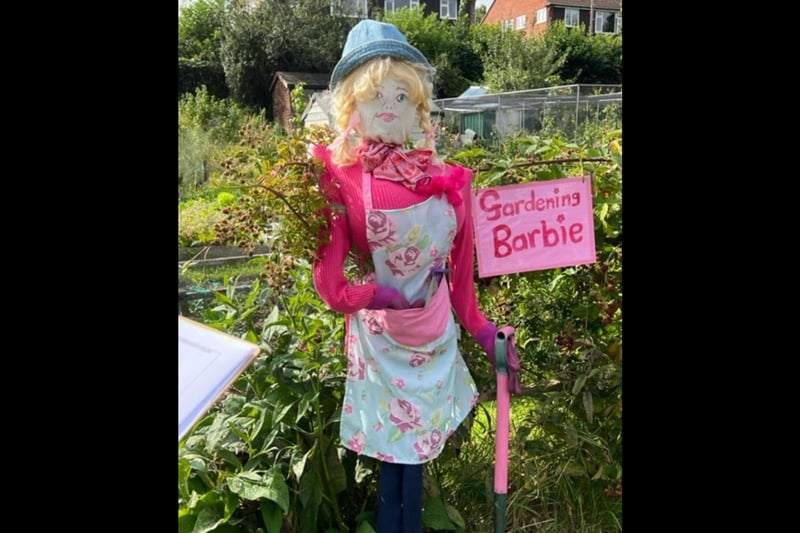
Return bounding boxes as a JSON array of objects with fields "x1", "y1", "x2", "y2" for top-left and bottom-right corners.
[{"x1": 377, "y1": 113, "x2": 397, "y2": 122}]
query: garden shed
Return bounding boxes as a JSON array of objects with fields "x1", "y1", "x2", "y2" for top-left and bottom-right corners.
[{"x1": 269, "y1": 71, "x2": 332, "y2": 131}]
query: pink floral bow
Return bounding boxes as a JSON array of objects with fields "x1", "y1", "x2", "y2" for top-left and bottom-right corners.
[
  {"x1": 358, "y1": 142, "x2": 464, "y2": 206},
  {"x1": 358, "y1": 143, "x2": 433, "y2": 190}
]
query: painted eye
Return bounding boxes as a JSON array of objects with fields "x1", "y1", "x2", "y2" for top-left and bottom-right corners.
[
  {"x1": 375, "y1": 91, "x2": 384, "y2": 100},
  {"x1": 396, "y1": 93, "x2": 408, "y2": 103}
]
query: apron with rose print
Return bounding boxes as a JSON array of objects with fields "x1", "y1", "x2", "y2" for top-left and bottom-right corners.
[{"x1": 339, "y1": 171, "x2": 479, "y2": 465}]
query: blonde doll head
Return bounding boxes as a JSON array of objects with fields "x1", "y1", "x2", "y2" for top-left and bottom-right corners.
[
  {"x1": 326, "y1": 20, "x2": 439, "y2": 166},
  {"x1": 330, "y1": 57, "x2": 437, "y2": 165}
]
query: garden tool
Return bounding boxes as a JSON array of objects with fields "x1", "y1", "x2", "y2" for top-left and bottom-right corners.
[{"x1": 493, "y1": 330, "x2": 510, "y2": 533}]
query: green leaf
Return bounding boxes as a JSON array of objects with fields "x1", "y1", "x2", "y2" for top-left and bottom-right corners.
[
  {"x1": 572, "y1": 373, "x2": 588, "y2": 395},
  {"x1": 179, "y1": 458, "x2": 192, "y2": 501},
  {"x1": 227, "y1": 467, "x2": 290, "y2": 512},
  {"x1": 445, "y1": 503, "x2": 466, "y2": 529},
  {"x1": 190, "y1": 507, "x2": 223, "y2": 533},
  {"x1": 422, "y1": 496, "x2": 457, "y2": 530},
  {"x1": 325, "y1": 442, "x2": 348, "y2": 495},
  {"x1": 296, "y1": 390, "x2": 318, "y2": 423},
  {"x1": 582, "y1": 390, "x2": 594, "y2": 423},
  {"x1": 355, "y1": 520, "x2": 377, "y2": 533},
  {"x1": 273, "y1": 400, "x2": 295, "y2": 425},
  {"x1": 298, "y1": 467, "x2": 322, "y2": 508},
  {"x1": 562, "y1": 460, "x2": 587, "y2": 478},
  {"x1": 291, "y1": 448, "x2": 310, "y2": 482},
  {"x1": 260, "y1": 500, "x2": 283, "y2": 533},
  {"x1": 216, "y1": 448, "x2": 243, "y2": 471}
]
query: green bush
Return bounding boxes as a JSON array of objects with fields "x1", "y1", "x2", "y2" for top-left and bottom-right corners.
[
  {"x1": 179, "y1": 85, "x2": 253, "y2": 144},
  {"x1": 178, "y1": 198, "x2": 226, "y2": 246}
]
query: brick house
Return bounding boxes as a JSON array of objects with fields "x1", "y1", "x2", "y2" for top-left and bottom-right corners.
[
  {"x1": 332, "y1": 1, "x2": 462, "y2": 20},
  {"x1": 483, "y1": 0, "x2": 621, "y2": 38}
]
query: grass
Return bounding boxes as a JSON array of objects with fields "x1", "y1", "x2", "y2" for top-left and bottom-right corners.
[{"x1": 179, "y1": 256, "x2": 269, "y2": 287}]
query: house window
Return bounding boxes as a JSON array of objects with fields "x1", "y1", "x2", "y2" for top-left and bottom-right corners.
[
  {"x1": 594, "y1": 10, "x2": 620, "y2": 34},
  {"x1": 564, "y1": 8, "x2": 579, "y2": 28},
  {"x1": 536, "y1": 8, "x2": 547, "y2": 24},
  {"x1": 501, "y1": 19, "x2": 513, "y2": 31},
  {"x1": 440, "y1": 0, "x2": 457, "y2": 20},
  {"x1": 516, "y1": 15, "x2": 526, "y2": 30},
  {"x1": 331, "y1": 0, "x2": 368, "y2": 18},
  {"x1": 385, "y1": 0, "x2": 419, "y2": 13}
]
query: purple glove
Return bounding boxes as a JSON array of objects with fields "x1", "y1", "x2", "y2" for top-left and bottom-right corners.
[
  {"x1": 367, "y1": 286, "x2": 425, "y2": 310},
  {"x1": 476, "y1": 323, "x2": 523, "y2": 395}
]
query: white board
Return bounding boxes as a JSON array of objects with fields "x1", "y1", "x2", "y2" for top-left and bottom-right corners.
[{"x1": 178, "y1": 316, "x2": 260, "y2": 441}]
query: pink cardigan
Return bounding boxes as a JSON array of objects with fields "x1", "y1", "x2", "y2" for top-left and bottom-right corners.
[{"x1": 311, "y1": 144, "x2": 491, "y2": 340}]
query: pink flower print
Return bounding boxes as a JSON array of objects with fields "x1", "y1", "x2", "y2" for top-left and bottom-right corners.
[
  {"x1": 346, "y1": 352, "x2": 365, "y2": 381},
  {"x1": 348, "y1": 430, "x2": 367, "y2": 453},
  {"x1": 388, "y1": 398, "x2": 423, "y2": 433},
  {"x1": 366, "y1": 212, "x2": 397, "y2": 251},
  {"x1": 409, "y1": 351, "x2": 432, "y2": 368},
  {"x1": 375, "y1": 453, "x2": 395, "y2": 462},
  {"x1": 429, "y1": 244, "x2": 440, "y2": 258},
  {"x1": 368, "y1": 357, "x2": 380, "y2": 373},
  {"x1": 373, "y1": 422, "x2": 384, "y2": 432},
  {"x1": 437, "y1": 380, "x2": 444, "y2": 390},
  {"x1": 385, "y1": 246, "x2": 422, "y2": 277},
  {"x1": 344, "y1": 403, "x2": 353, "y2": 415},
  {"x1": 447, "y1": 228, "x2": 456, "y2": 243},
  {"x1": 391, "y1": 377, "x2": 406, "y2": 389},
  {"x1": 413, "y1": 429, "x2": 444, "y2": 461},
  {"x1": 363, "y1": 312, "x2": 384, "y2": 335}
]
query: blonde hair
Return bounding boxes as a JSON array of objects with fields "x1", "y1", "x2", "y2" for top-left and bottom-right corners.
[{"x1": 330, "y1": 57, "x2": 437, "y2": 166}]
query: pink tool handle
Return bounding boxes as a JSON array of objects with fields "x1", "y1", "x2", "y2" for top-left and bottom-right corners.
[{"x1": 494, "y1": 372, "x2": 510, "y2": 494}]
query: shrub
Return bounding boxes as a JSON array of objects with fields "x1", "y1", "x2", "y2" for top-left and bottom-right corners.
[{"x1": 178, "y1": 198, "x2": 226, "y2": 246}]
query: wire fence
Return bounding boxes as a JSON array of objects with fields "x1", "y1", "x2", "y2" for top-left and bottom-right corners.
[{"x1": 434, "y1": 84, "x2": 622, "y2": 142}]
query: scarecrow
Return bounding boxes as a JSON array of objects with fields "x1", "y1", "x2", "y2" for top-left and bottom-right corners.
[{"x1": 310, "y1": 20, "x2": 522, "y2": 532}]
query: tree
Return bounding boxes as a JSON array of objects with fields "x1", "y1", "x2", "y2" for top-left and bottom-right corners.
[
  {"x1": 540, "y1": 21, "x2": 621, "y2": 85},
  {"x1": 178, "y1": 0, "x2": 228, "y2": 98},
  {"x1": 382, "y1": 6, "x2": 479, "y2": 98},
  {"x1": 220, "y1": 0, "x2": 352, "y2": 110},
  {"x1": 471, "y1": 23, "x2": 564, "y2": 91}
]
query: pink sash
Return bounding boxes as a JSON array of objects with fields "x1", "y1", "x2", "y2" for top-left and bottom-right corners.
[{"x1": 376, "y1": 279, "x2": 451, "y2": 347}]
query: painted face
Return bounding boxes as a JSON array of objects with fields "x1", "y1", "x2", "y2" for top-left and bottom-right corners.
[{"x1": 356, "y1": 77, "x2": 417, "y2": 145}]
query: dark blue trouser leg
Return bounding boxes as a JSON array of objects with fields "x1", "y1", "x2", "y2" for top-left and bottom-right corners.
[
  {"x1": 401, "y1": 464, "x2": 423, "y2": 533},
  {"x1": 376, "y1": 462, "x2": 424, "y2": 533}
]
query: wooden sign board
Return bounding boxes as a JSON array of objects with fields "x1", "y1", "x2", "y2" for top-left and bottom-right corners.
[{"x1": 178, "y1": 316, "x2": 260, "y2": 441}]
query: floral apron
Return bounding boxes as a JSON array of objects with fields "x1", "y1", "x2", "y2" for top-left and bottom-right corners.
[{"x1": 339, "y1": 171, "x2": 479, "y2": 465}]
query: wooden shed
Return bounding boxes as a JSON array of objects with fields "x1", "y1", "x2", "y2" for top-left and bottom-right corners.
[{"x1": 269, "y1": 72, "x2": 331, "y2": 132}]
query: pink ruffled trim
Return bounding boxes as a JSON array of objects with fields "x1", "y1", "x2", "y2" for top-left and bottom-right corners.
[{"x1": 416, "y1": 165, "x2": 465, "y2": 207}]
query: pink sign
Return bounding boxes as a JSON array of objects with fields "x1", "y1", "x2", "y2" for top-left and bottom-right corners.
[{"x1": 471, "y1": 177, "x2": 597, "y2": 277}]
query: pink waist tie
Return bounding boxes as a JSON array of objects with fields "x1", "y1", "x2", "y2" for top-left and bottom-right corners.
[{"x1": 377, "y1": 280, "x2": 451, "y2": 346}]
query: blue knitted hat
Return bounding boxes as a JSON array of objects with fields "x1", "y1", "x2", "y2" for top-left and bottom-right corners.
[{"x1": 330, "y1": 20, "x2": 433, "y2": 88}]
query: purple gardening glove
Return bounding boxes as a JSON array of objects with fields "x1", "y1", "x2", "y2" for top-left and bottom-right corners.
[
  {"x1": 367, "y1": 286, "x2": 424, "y2": 310},
  {"x1": 476, "y1": 323, "x2": 523, "y2": 395}
]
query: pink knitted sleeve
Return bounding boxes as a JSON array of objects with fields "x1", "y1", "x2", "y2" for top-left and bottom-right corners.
[
  {"x1": 448, "y1": 166, "x2": 492, "y2": 339},
  {"x1": 311, "y1": 146, "x2": 377, "y2": 314}
]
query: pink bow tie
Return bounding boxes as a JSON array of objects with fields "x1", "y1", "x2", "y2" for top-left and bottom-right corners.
[
  {"x1": 357, "y1": 142, "x2": 465, "y2": 206},
  {"x1": 358, "y1": 142, "x2": 433, "y2": 191}
]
